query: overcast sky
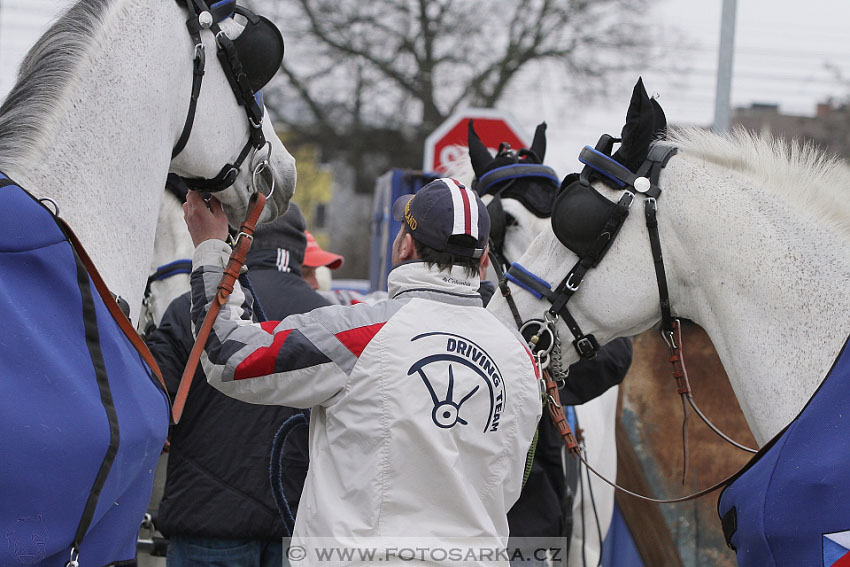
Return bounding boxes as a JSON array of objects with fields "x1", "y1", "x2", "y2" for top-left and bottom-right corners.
[{"x1": 1, "y1": 0, "x2": 848, "y2": 175}]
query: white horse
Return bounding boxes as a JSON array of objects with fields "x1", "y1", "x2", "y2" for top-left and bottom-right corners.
[
  {"x1": 141, "y1": 186, "x2": 196, "y2": 333},
  {"x1": 487, "y1": 92, "x2": 850, "y2": 562},
  {"x1": 447, "y1": 137, "x2": 620, "y2": 567},
  {"x1": 488, "y1": 127, "x2": 850, "y2": 444},
  {"x1": 0, "y1": 0, "x2": 295, "y2": 323},
  {"x1": 0, "y1": 0, "x2": 295, "y2": 564}
]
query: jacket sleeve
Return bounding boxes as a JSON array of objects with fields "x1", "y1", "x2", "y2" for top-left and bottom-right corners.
[
  {"x1": 190, "y1": 240, "x2": 398, "y2": 409},
  {"x1": 559, "y1": 336, "x2": 633, "y2": 406}
]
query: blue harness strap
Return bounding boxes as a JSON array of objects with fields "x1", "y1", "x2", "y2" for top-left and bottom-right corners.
[
  {"x1": 505, "y1": 262, "x2": 553, "y2": 300},
  {"x1": 718, "y1": 336, "x2": 850, "y2": 567},
  {"x1": 0, "y1": 174, "x2": 169, "y2": 566},
  {"x1": 477, "y1": 163, "x2": 560, "y2": 196}
]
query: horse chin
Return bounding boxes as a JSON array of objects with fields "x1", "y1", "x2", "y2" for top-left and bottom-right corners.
[
  {"x1": 218, "y1": 151, "x2": 296, "y2": 227},
  {"x1": 217, "y1": 186, "x2": 292, "y2": 229}
]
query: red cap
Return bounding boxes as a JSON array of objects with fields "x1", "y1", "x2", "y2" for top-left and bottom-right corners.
[{"x1": 303, "y1": 231, "x2": 344, "y2": 269}]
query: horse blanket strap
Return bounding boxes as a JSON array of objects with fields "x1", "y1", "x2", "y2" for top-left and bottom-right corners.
[
  {"x1": 718, "y1": 336, "x2": 850, "y2": 566},
  {"x1": 477, "y1": 163, "x2": 560, "y2": 196},
  {"x1": 57, "y1": 218, "x2": 169, "y2": 397},
  {"x1": 171, "y1": 191, "x2": 267, "y2": 423}
]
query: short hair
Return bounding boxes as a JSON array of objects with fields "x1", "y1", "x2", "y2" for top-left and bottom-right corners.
[{"x1": 402, "y1": 224, "x2": 480, "y2": 278}]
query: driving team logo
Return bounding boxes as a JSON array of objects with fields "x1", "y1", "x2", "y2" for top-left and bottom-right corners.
[{"x1": 408, "y1": 332, "x2": 506, "y2": 433}]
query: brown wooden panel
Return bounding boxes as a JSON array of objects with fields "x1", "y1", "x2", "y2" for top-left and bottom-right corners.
[
  {"x1": 616, "y1": 323, "x2": 755, "y2": 566},
  {"x1": 615, "y1": 421, "x2": 685, "y2": 567}
]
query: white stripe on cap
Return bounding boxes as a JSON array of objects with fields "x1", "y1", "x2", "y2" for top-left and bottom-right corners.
[{"x1": 444, "y1": 177, "x2": 479, "y2": 240}]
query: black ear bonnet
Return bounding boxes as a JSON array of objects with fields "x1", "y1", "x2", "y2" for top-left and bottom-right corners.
[
  {"x1": 468, "y1": 120, "x2": 560, "y2": 218},
  {"x1": 550, "y1": 78, "x2": 669, "y2": 264}
]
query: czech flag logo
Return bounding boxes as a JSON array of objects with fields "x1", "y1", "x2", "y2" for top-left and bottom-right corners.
[{"x1": 824, "y1": 530, "x2": 850, "y2": 566}]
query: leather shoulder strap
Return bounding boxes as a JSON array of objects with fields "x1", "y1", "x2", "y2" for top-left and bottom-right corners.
[{"x1": 56, "y1": 217, "x2": 169, "y2": 400}]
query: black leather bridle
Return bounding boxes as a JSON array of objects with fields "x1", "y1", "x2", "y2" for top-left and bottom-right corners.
[
  {"x1": 503, "y1": 136, "x2": 678, "y2": 361},
  {"x1": 171, "y1": 0, "x2": 283, "y2": 192}
]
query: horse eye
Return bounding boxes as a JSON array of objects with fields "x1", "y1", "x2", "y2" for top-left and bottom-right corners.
[{"x1": 505, "y1": 214, "x2": 519, "y2": 227}]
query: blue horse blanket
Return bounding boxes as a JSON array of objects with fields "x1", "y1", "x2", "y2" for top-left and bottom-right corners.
[
  {"x1": 718, "y1": 337, "x2": 850, "y2": 567},
  {"x1": 0, "y1": 175, "x2": 169, "y2": 566}
]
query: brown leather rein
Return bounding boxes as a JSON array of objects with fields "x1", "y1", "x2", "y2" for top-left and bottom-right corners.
[
  {"x1": 171, "y1": 191, "x2": 267, "y2": 424},
  {"x1": 519, "y1": 299, "x2": 753, "y2": 504}
]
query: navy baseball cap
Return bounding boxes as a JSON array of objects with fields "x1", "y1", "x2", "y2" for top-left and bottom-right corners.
[{"x1": 392, "y1": 177, "x2": 490, "y2": 259}]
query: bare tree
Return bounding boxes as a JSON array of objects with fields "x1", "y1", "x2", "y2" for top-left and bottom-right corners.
[
  {"x1": 820, "y1": 63, "x2": 850, "y2": 159},
  {"x1": 259, "y1": 0, "x2": 658, "y2": 193}
]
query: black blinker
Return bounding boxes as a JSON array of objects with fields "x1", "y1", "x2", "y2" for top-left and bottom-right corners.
[
  {"x1": 232, "y1": 6, "x2": 285, "y2": 93},
  {"x1": 551, "y1": 179, "x2": 619, "y2": 259}
]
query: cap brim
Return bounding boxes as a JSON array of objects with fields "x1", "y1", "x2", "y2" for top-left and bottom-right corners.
[
  {"x1": 304, "y1": 250, "x2": 344, "y2": 270},
  {"x1": 391, "y1": 194, "x2": 414, "y2": 222}
]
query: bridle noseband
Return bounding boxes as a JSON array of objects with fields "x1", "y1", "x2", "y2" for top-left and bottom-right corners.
[{"x1": 171, "y1": 0, "x2": 282, "y2": 193}]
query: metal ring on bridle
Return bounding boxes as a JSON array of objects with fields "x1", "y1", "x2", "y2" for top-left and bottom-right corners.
[
  {"x1": 251, "y1": 142, "x2": 275, "y2": 198},
  {"x1": 519, "y1": 319, "x2": 555, "y2": 356}
]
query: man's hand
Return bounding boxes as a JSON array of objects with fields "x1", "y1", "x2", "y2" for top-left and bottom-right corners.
[{"x1": 184, "y1": 190, "x2": 229, "y2": 247}]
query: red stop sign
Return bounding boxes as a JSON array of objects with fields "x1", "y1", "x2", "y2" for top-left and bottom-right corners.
[{"x1": 423, "y1": 109, "x2": 528, "y2": 174}]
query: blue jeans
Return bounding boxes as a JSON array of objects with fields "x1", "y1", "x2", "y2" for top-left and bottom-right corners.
[{"x1": 166, "y1": 535, "x2": 288, "y2": 567}]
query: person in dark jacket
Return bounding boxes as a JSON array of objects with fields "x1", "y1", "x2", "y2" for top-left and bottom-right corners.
[
  {"x1": 506, "y1": 338, "x2": 632, "y2": 555},
  {"x1": 146, "y1": 203, "x2": 329, "y2": 567},
  {"x1": 478, "y1": 276, "x2": 632, "y2": 563}
]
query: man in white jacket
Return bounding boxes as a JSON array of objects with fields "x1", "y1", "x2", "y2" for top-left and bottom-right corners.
[{"x1": 183, "y1": 178, "x2": 542, "y2": 566}]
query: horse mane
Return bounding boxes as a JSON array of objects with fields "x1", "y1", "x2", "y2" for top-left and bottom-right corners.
[
  {"x1": 0, "y1": 0, "x2": 114, "y2": 173},
  {"x1": 442, "y1": 147, "x2": 475, "y2": 187},
  {"x1": 668, "y1": 126, "x2": 850, "y2": 238}
]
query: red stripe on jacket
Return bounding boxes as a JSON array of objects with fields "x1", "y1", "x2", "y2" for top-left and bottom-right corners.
[
  {"x1": 524, "y1": 347, "x2": 541, "y2": 379},
  {"x1": 335, "y1": 322, "x2": 386, "y2": 358},
  {"x1": 234, "y1": 321, "x2": 290, "y2": 380}
]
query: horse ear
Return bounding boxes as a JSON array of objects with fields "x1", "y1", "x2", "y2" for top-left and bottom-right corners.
[
  {"x1": 468, "y1": 119, "x2": 494, "y2": 178},
  {"x1": 529, "y1": 122, "x2": 547, "y2": 161},
  {"x1": 613, "y1": 77, "x2": 655, "y2": 171},
  {"x1": 651, "y1": 97, "x2": 668, "y2": 140}
]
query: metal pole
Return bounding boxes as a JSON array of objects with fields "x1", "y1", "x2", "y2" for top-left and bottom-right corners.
[{"x1": 713, "y1": 0, "x2": 737, "y2": 132}]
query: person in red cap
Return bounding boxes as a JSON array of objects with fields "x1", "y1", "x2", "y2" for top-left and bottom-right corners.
[
  {"x1": 301, "y1": 230, "x2": 343, "y2": 291},
  {"x1": 183, "y1": 178, "x2": 542, "y2": 566}
]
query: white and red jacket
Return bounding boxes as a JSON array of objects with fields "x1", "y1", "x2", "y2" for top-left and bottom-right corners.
[{"x1": 191, "y1": 240, "x2": 542, "y2": 565}]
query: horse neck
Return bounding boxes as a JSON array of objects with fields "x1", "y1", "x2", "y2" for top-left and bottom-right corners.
[
  {"x1": 662, "y1": 157, "x2": 850, "y2": 444},
  {"x1": 147, "y1": 191, "x2": 193, "y2": 326},
  {"x1": 5, "y1": 1, "x2": 188, "y2": 322}
]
